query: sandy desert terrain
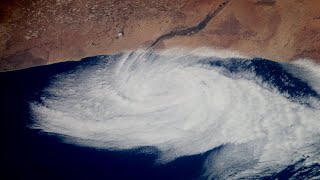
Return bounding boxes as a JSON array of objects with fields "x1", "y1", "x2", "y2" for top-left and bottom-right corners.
[{"x1": 0, "y1": 0, "x2": 319, "y2": 71}]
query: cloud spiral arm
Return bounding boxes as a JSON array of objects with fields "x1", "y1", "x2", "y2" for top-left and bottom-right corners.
[{"x1": 30, "y1": 49, "x2": 320, "y2": 178}]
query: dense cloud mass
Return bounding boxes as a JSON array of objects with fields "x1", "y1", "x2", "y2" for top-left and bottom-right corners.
[{"x1": 31, "y1": 49, "x2": 320, "y2": 179}]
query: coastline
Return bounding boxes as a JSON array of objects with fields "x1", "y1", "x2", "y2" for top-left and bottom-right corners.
[{"x1": 0, "y1": 0, "x2": 319, "y2": 71}]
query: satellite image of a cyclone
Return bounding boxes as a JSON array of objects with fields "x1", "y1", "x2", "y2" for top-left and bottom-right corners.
[{"x1": 1, "y1": 0, "x2": 320, "y2": 179}]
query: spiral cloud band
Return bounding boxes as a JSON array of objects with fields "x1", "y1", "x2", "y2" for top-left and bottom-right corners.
[{"x1": 31, "y1": 49, "x2": 320, "y2": 179}]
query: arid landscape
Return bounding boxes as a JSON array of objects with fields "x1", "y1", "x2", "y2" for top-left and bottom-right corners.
[
  {"x1": 2, "y1": 1, "x2": 320, "y2": 179},
  {"x1": 0, "y1": 0, "x2": 319, "y2": 71}
]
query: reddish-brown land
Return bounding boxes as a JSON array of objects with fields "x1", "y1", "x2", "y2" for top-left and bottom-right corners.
[{"x1": 0, "y1": 0, "x2": 319, "y2": 71}]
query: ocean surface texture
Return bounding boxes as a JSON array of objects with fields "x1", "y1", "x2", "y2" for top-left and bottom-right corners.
[{"x1": 1, "y1": 49, "x2": 320, "y2": 179}]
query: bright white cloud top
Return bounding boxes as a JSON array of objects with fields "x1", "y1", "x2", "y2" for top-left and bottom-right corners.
[{"x1": 30, "y1": 49, "x2": 320, "y2": 179}]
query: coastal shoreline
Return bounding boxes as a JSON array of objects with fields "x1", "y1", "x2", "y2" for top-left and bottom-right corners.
[{"x1": 0, "y1": 0, "x2": 319, "y2": 71}]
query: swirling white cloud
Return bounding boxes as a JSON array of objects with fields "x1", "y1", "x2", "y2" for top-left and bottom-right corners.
[{"x1": 30, "y1": 49, "x2": 320, "y2": 179}]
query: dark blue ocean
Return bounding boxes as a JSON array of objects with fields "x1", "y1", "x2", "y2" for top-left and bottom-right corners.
[{"x1": 1, "y1": 54, "x2": 319, "y2": 179}]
